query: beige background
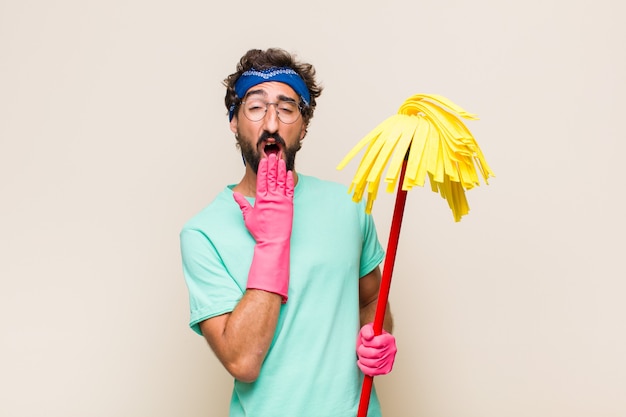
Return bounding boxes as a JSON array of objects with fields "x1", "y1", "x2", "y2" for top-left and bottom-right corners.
[{"x1": 1, "y1": 1, "x2": 624, "y2": 416}]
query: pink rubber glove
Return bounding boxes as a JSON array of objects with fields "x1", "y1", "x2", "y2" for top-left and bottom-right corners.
[
  {"x1": 233, "y1": 154, "x2": 294, "y2": 303},
  {"x1": 356, "y1": 323, "x2": 397, "y2": 376}
]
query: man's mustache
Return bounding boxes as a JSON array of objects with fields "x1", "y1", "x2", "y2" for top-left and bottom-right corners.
[{"x1": 257, "y1": 132, "x2": 286, "y2": 148}]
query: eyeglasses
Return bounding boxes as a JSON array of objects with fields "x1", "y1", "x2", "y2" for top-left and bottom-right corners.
[{"x1": 240, "y1": 99, "x2": 302, "y2": 124}]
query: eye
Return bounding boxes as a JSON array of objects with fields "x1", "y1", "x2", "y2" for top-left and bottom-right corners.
[
  {"x1": 278, "y1": 102, "x2": 298, "y2": 114},
  {"x1": 246, "y1": 101, "x2": 265, "y2": 111}
]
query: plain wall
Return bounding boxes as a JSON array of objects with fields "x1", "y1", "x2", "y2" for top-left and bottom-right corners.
[{"x1": 1, "y1": 1, "x2": 624, "y2": 416}]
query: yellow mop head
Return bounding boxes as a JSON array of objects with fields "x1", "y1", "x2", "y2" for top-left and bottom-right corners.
[{"x1": 337, "y1": 94, "x2": 495, "y2": 221}]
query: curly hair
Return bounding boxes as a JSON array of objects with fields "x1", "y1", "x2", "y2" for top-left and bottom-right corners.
[{"x1": 224, "y1": 48, "x2": 323, "y2": 125}]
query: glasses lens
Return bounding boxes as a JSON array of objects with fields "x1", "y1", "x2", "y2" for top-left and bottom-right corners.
[
  {"x1": 276, "y1": 101, "x2": 300, "y2": 124},
  {"x1": 242, "y1": 100, "x2": 301, "y2": 124},
  {"x1": 242, "y1": 100, "x2": 267, "y2": 122}
]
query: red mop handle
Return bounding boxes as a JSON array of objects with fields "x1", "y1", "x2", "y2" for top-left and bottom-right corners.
[{"x1": 357, "y1": 161, "x2": 409, "y2": 417}]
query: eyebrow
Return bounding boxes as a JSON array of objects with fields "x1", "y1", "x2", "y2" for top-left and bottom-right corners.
[
  {"x1": 277, "y1": 94, "x2": 298, "y2": 103},
  {"x1": 244, "y1": 89, "x2": 267, "y2": 98},
  {"x1": 244, "y1": 90, "x2": 298, "y2": 103}
]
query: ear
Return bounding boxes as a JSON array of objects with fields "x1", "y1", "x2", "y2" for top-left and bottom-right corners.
[
  {"x1": 230, "y1": 116, "x2": 238, "y2": 134},
  {"x1": 299, "y1": 122, "x2": 307, "y2": 140}
]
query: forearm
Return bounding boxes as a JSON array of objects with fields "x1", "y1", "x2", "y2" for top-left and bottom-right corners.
[
  {"x1": 358, "y1": 267, "x2": 394, "y2": 333},
  {"x1": 360, "y1": 298, "x2": 394, "y2": 333},
  {"x1": 201, "y1": 289, "x2": 282, "y2": 382},
  {"x1": 208, "y1": 155, "x2": 292, "y2": 382}
]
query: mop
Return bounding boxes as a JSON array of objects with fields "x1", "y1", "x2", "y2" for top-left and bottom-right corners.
[{"x1": 337, "y1": 94, "x2": 495, "y2": 416}]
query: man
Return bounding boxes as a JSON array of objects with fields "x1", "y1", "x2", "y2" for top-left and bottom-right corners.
[{"x1": 180, "y1": 48, "x2": 397, "y2": 417}]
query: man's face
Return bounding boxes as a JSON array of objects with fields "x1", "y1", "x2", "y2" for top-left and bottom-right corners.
[{"x1": 230, "y1": 81, "x2": 306, "y2": 173}]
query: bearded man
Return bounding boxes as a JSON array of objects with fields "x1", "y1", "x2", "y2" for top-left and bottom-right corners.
[{"x1": 180, "y1": 47, "x2": 397, "y2": 417}]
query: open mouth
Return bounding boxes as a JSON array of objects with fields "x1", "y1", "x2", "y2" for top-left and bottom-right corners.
[{"x1": 262, "y1": 142, "x2": 282, "y2": 157}]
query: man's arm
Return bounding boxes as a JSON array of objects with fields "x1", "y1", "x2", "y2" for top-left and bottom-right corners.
[
  {"x1": 199, "y1": 289, "x2": 281, "y2": 383},
  {"x1": 359, "y1": 266, "x2": 393, "y2": 332},
  {"x1": 200, "y1": 155, "x2": 293, "y2": 383}
]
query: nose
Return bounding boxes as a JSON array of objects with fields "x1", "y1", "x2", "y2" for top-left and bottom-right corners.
[{"x1": 261, "y1": 103, "x2": 279, "y2": 133}]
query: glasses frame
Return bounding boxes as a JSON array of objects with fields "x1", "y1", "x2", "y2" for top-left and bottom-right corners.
[{"x1": 239, "y1": 99, "x2": 303, "y2": 124}]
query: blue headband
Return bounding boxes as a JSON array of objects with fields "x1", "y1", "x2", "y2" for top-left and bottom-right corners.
[{"x1": 229, "y1": 67, "x2": 310, "y2": 121}]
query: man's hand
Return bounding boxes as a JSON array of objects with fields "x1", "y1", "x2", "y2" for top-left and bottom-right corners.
[
  {"x1": 356, "y1": 323, "x2": 397, "y2": 376},
  {"x1": 233, "y1": 154, "x2": 294, "y2": 302}
]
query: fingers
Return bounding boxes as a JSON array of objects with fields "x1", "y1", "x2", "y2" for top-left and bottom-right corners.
[
  {"x1": 357, "y1": 361, "x2": 376, "y2": 376},
  {"x1": 357, "y1": 341, "x2": 396, "y2": 359},
  {"x1": 266, "y1": 154, "x2": 277, "y2": 193},
  {"x1": 356, "y1": 339, "x2": 397, "y2": 376},
  {"x1": 256, "y1": 157, "x2": 269, "y2": 195},
  {"x1": 357, "y1": 352, "x2": 393, "y2": 367},
  {"x1": 286, "y1": 170, "x2": 294, "y2": 198},
  {"x1": 359, "y1": 323, "x2": 375, "y2": 341},
  {"x1": 233, "y1": 192, "x2": 252, "y2": 217},
  {"x1": 276, "y1": 156, "x2": 286, "y2": 193},
  {"x1": 259, "y1": 154, "x2": 293, "y2": 198},
  {"x1": 356, "y1": 323, "x2": 397, "y2": 376},
  {"x1": 276, "y1": 158, "x2": 295, "y2": 198},
  {"x1": 357, "y1": 357, "x2": 394, "y2": 376},
  {"x1": 360, "y1": 332, "x2": 394, "y2": 349}
]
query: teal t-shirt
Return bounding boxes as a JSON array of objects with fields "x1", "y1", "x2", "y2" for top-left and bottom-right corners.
[{"x1": 180, "y1": 174, "x2": 385, "y2": 417}]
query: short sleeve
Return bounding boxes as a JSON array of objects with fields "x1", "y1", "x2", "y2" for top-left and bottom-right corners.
[
  {"x1": 356, "y1": 201, "x2": 385, "y2": 277},
  {"x1": 180, "y1": 228, "x2": 244, "y2": 335}
]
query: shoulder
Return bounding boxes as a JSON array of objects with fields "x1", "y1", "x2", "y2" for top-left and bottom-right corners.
[
  {"x1": 295, "y1": 174, "x2": 370, "y2": 217},
  {"x1": 296, "y1": 174, "x2": 351, "y2": 198},
  {"x1": 181, "y1": 186, "x2": 240, "y2": 234}
]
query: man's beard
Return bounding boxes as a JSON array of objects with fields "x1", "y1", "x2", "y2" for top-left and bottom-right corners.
[{"x1": 237, "y1": 132, "x2": 301, "y2": 173}]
